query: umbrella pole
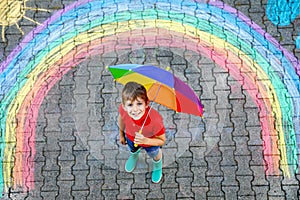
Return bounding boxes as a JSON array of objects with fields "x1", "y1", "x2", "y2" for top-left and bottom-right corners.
[{"x1": 134, "y1": 83, "x2": 162, "y2": 147}]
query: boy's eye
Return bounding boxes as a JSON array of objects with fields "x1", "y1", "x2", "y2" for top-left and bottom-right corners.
[
  {"x1": 137, "y1": 102, "x2": 143, "y2": 106},
  {"x1": 127, "y1": 103, "x2": 133, "y2": 107}
]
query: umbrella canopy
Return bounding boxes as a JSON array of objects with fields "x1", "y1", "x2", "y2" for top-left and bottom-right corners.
[{"x1": 108, "y1": 64, "x2": 203, "y2": 117}]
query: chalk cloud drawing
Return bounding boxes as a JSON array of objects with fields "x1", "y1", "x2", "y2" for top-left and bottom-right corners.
[{"x1": 266, "y1": 0, "x2": 300, "y2": 48}]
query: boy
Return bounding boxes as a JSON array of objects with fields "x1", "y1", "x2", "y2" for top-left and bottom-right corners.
[{"x1": 118, "y1": 82, "x2": 166, "y2": 183}]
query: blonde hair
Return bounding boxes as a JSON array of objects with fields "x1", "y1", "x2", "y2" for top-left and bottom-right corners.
[{"x1": 122, "y1": 82, "x2": 149, "y2": 104}]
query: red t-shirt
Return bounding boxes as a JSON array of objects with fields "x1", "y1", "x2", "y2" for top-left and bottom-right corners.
[{"x1": 119, "y1": 105, "x2": 165, "y2": 147}]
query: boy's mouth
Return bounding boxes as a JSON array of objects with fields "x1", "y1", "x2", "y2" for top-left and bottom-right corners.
[{"x1": 130, "y1": 112, "x2": 143, "y2": 119}]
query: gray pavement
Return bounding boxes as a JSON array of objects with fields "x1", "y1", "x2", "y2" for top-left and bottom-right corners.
[{"x1": 0, "y1": 0, "x2": 300, "y2": 199}]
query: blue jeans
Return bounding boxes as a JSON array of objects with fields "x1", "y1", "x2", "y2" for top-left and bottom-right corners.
[{"x1": 126, "y1": 137, "x2": 160, "y2": 159}]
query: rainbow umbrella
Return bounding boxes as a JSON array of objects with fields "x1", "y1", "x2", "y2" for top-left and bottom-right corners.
[{"x1": 108, "y1": 64, "x2": 203, "y2": 117}]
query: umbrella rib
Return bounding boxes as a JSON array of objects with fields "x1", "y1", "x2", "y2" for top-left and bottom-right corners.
[{"x1": 140, "y1": 82, "x2": 162, "y2": 132}]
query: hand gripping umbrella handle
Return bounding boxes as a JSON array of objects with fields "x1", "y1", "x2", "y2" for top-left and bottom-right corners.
[{"x1": 134, "y1": 130, "x2": 142, "y2": 147}]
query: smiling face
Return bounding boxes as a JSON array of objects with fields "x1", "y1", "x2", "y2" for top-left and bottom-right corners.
[
  {"x1": 123, "y1": 97, "x2": 148, "y2": 120},
  {"x1": 121, "y1": 82, "x2": 149, "y2": 120}
]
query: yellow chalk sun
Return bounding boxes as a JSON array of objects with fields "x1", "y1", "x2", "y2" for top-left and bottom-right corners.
[{"x1": 0, "y1": 0, "x2": 50, "y2": 41}]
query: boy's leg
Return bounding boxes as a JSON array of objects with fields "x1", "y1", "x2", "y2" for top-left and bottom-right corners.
[
  {"x1": 152, "y1": 149, "x2": 163, "y2": 183},
  {"x1": 125, "y1": 137, "x2": 140, "y2": 172},
  {"x1": 145, "y1": 147, "x2": 163, "y2": 183},
  {"x1": 153, "y1": 148, "x2": 162, "y2": 161}
]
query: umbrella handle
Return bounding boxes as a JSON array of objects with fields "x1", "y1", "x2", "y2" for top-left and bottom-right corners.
[
  {"x1": 134, "y1": 130, "x2": 142, "y2": 147},
  {"x1": 133, "y1": 83, "x2": 162, "y2": 148}
]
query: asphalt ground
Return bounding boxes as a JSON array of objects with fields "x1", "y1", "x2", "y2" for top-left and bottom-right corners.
[{"x1": 0, "y1": 0, "x2": 300, "y2": 199}]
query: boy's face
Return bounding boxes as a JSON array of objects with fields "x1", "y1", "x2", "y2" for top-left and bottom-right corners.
[{"x1": 123, "y1": 97, "x2": 148, "y2": 120}]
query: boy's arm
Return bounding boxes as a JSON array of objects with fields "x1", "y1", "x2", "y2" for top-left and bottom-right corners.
[
  {"x1": 118, "y1": 115, "x2": 126, "y2": 145},
  {"x1": 134, "y1": 133, "x2": 166, "y2": 146}
]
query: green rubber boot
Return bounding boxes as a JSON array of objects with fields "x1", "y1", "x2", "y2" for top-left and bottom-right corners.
[
  {"x1": 152, "y1": 157, "x2": 163, "y2": 183},
  {"x1": 125, "y1": 149, "x2": 140, "y2": 172}
]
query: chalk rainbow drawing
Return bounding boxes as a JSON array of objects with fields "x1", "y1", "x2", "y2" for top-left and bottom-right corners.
[{"x1": 0, "y1": 0, "x2": 299, "y2": 193}]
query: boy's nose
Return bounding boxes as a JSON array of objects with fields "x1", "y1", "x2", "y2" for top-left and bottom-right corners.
[{"x1": 132, "y1": 104, "x2": 138, "y2": 111}]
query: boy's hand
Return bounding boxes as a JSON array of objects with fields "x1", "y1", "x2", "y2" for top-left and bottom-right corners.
[
  {"x1": 120, "y1": 135, "x2": 126, "y2": 145},
  {"x1": 134, "y1": 133, "x2": 148, "y2": 145}
]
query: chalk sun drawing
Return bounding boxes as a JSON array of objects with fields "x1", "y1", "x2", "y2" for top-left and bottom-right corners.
[{"x1": 0, "y1": 0, "x2": 49, "y2": 41}]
